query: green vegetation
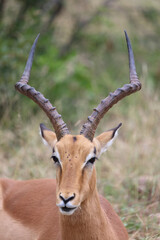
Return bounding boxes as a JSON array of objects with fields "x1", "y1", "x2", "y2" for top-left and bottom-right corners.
[{"x1": 0, "y1": 0, "x2": 160, "y2": 239}]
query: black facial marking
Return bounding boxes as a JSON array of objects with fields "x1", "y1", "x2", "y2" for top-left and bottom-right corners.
[
  {"x1": 94, "y1": 147, "x2": 96, "y2": 155},
  {"x1": 73, "y1": 136, "x2": 77, "y2": 142},
  {"x1": 53, "y1": 148, "x2": 55, "y2": 153}
]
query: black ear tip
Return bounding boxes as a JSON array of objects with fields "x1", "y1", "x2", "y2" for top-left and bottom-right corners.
[
  {"x1": 114, "y1": 122, "x2": 122, "y2": 131},
  {"x1": 118, "y1": 122, "x2": 122, "y2": 128},
  {"x1": 40, "y1": 123, "x2": 50, "y2": 137},
  {"x1": 40, "y1": 123, "x2": 46, "y2": 130},
  {"x1": 40, "y1": 123, "x2": 45, "y2": 138},
  {"x1": 111, "y1": 123, "x2": 122, "y2": 138},
  {"x1": 40, "y1": 123, "x2": 52, "y2": 131}
]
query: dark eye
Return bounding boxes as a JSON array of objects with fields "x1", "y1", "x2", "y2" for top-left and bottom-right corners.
[
  {"x1": 86, "y1": 157, "x2": 96, "y2": 165},
  {"x1": 51, "y1": 156, "x2": 59, "y2": 164}
]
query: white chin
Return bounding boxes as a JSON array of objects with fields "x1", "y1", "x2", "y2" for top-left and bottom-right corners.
[{"x1": 59, "y1": 207, "x2": 77, "y2": 216}]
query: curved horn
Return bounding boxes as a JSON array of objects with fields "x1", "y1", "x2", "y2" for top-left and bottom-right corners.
[
  {"x1": 80, "y1": 31, "x2": 141, "y2": 141},
  {"x1": 15, "y1": 34, "x2": 70, "y2": 141}
]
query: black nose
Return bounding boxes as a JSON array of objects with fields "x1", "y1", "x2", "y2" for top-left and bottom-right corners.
[{"x1": 59, "y1": 193, "x2": 75, "y2": 204}]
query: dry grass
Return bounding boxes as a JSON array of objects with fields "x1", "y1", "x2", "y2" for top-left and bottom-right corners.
[{"x1": 0, "y1": 81, "x2": 160, "y2": 239}]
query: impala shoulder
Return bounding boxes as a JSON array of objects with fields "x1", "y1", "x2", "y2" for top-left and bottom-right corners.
[{"x1": 99, "y1": 194, "x2": 128, "y2": 240}]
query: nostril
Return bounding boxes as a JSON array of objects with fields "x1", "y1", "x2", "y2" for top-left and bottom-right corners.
[
  {"x1": 59, "y1": 193, "x2": 76, "y2": 204},
  {"x1": 59, "y1": 193, "x2": 65, "y2": 202},
  {"x1": 69, "y1": 193, "x2": 75, "y2": 201}
]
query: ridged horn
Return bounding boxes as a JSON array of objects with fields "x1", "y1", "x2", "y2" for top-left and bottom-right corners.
[
  {"x1": 80, "y1": 31, "x2": 141, "y2": 141},
  {"x1": 15, "y1": 34, "x2": 70, "y2": 141}
]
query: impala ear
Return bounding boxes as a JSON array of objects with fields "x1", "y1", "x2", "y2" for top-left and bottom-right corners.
[
  {"x1": 94, "y1": 123, "x2": 122, "y2": 157},
  {"x1": 40, "y1": 123, "x2": 57, "y2": 148}
]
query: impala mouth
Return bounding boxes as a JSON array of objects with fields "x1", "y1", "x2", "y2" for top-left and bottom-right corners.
[
  {"x1": 59, "y1": 206, "x2": 77, "y2": 215},
  {"x1": 62, "y1": 206, "x2": 77, "y2": 212}
]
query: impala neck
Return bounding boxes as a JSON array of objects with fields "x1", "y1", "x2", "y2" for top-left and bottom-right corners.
[{"x1": 59, "y1": 171, "x2": 117, "y2": 240}]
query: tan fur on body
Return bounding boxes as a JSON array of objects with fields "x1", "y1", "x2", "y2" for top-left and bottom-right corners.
[
  {"x1": 0, "y1": 132, "x2": 128, "y2": 240},
  {"x1": 0, "y1": 179, "x2": 127, "y2": 240}
]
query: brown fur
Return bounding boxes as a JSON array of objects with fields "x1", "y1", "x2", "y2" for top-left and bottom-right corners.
[{"x1": 0, "y1": 132, "x2": 128, "y2": 240}]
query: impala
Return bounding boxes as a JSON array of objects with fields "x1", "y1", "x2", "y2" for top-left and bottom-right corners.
[{"x1": 0, "y1": 31, "x2": 141, "y2": 240}]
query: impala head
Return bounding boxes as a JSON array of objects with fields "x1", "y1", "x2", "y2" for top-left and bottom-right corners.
[
  {"x1": 40, "y1": 123, "x2": 121, "y2": 215},
  {"x1": 15, "y1": 31, "x2": 141, "y2": 215}
]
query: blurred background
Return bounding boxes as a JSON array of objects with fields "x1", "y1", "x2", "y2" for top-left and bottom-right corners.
[{"x1": 0, "y1": 0, "x2": 160, "y2": 239}]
